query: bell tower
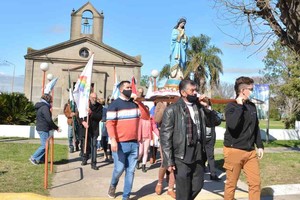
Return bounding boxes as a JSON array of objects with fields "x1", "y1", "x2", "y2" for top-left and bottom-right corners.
[{"x1": 70, "y1": 2, "x2": 104, "y2": 42}]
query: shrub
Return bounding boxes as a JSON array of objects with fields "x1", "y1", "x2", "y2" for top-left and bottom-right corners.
[{"x1": 0, "y1": 93, "x2": 36, "y2": 125}]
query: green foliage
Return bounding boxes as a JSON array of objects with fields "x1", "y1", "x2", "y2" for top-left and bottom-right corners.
[
  {"x1": 0, "y1": 93, "x2": 36, "y2": 125},
  {"x1": 140, "y1": 75, "x2": 150, "y2": 87},
  {"x1": 211, "y1": 95, "x2": 226, "y2": 113},
  {"x1": 158, "y1": 64, "x2": 170, "y2": 81},
  {"x1": 260, "y1": 40, "x2": 300, "y2": 128},
  {"x1": 185, "y1": 34, "x2": 223, "y2": 94},
  {"x1": 269, "y1": 107, "x2": 281, "y2": 121}
]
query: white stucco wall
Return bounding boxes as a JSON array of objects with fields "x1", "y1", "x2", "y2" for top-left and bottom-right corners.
[
  {"x1": 0, "y1": 118, "x2": 299, "y2": 141},
  {"x1": 0, "y1": 115, "x2": 68, "y2": 139}
]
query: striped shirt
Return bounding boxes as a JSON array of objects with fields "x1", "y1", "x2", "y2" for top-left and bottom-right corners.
[{"x1": 106, "y1": 97, "x2": 142, "y2": 142}]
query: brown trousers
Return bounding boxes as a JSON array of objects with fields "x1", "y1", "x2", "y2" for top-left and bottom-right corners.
[{"x1": 223, "y1": 147, "x2": 261, "y2": 200}]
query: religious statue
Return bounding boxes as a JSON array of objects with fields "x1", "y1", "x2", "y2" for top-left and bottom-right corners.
[
  {"x1": 165, "y1": 18, "x2": 188, "y2": 90},
  {"x1": 170, "y1": 18, "x2": 188, "y2": 79}
]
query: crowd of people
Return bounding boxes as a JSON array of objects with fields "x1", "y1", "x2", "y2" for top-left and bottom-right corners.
[
  {"x1": 29, "y1": 76, "x2": 264, "y2": 200},
  {"x1": 28, "y1": 14, "x2": 263, "y2": 200}
]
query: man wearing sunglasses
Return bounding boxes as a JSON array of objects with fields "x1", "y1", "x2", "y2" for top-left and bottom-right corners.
[{"x1": 223, "y1": 76, "x2": 264, "y2": 200}]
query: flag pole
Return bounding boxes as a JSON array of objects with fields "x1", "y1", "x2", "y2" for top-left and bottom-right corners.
[
  {"x1": 84, "y1": 53, "x2": 94, "y2": 154},
  {"x1": 84, "y1": 111, "x2": 89, "y2": 154},
  {"x1": 68, "y1": 68, "x2": 77, "y2": 148},
  {"x1": 114, "y1": 66, "x2": 116, "y2": 83},
  {"x1": 72, "y1": 53, "x2": 94, "y2": 154}
]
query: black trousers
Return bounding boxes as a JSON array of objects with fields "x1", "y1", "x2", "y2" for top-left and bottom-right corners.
[
  {"x1": 79, "y1": 125, "x2": 98, "y2": 165},
  {"x1": 174, "y1": 158, "x2": 205, "y2": 200},
  {"x1": 204, "y1": 135, "x2": 217, "y2": 176},
  {"x1": 101, "y1": 136, "x2": 112, "y2": 157},
  {"x1": 90, "y1": 134, "x2": 98, "y2": 165},
  {"x1": 79, "y1": 125, "x2": 90, "y2": 159}
]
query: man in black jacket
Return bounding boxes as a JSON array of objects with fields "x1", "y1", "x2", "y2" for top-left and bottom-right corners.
[
  {"x1": 79, "y1": 92, "x2": 102, "y2": 170},
  {"x1": 223, "y1": 76, "x2": 264, "y2": 200},
  {"x1": 160, "y1": 80, "x2": 219, "y2": 200}
]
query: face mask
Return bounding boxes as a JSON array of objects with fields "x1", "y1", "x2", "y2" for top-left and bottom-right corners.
[
  {"x1": 248, "y1": 91, "x2": 255, "y2": 100},
  {"x1": 122, "y1": 90, "x2": 132, "y2": 98},
  {"x1": 186, "y1": 94, "x2": 198, "y2": 103}
]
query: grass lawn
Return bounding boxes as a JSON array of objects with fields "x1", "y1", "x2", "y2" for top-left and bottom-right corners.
[
  {"x1": 214, "y1": 152, "x2": 300, "y2": 187},
  {"x1": 215, "y1": 140, "x2": 300, "y2": 148},
  {"x1": 0, "y1": 143, "x2": 68, "y2": 195},
  {"x1": 219, "y1": 120, "x2": 286, "y2": 129}
]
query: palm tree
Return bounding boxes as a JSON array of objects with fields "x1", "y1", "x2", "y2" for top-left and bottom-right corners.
[
  {"x1": 185, "y1": 34, "x2": 223, "y2": 94},
  {"x1": 158, "y1": 64, "x2": 170, "y2": 81}
]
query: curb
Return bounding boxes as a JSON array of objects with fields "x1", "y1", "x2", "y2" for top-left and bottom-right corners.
[
  {"x1": 261, "y1": 184, "x2": 300, "y2": 196},
  {"x1": 0, "y1": 191, "x2": 249, "y2": 200}
]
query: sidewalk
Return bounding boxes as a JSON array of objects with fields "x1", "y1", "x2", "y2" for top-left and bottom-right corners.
[
  {"x1": 47, "y1": 148, "x2": 249, "y2": 199},
  {"x1": 1, "y1": 138, "x2": 300, "y2": 200}
]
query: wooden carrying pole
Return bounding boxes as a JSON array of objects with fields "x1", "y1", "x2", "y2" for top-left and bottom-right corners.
[
  {"x1": 137, "y1": 97, "x2": 236, "y2": 104},
  {"x1": 44, "y1": 136, "x2": 54, "y2": 189}
]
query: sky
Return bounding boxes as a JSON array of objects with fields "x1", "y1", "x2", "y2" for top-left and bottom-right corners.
[{"x1": 0, "y1": 0, "x2": 266, "y2": 93}]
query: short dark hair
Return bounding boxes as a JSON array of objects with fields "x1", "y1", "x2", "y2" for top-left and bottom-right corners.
[
  {"x1": 234, "y1": 76, "x2": 254, "y2": 97},
  {"x1": 119, "y1": 80, "x2": 130, "y2": 90},
  {"x1": 179, "y1": 79, "x2": 196, "y2": 96}
]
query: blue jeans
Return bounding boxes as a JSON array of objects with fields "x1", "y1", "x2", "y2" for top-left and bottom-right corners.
[
  {"x1": 68, "y1": 125, "x2": 74, "y2": 148},
  {"x1": 110, "y1": 141, "x2": 138, "y2": 200},
  {"x1": 32, "y1": 131, "x2": 49, "y2": 162}
]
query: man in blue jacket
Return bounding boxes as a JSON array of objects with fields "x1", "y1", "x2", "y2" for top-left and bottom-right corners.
[{"x1": 29, "y1": 94, "x2": 59, "y2": 165}]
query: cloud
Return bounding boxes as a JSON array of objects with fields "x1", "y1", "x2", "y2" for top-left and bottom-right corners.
[
  {"x1": 0, "y1": 74, "x2": 24, "y2": 93},
  {"x1": 48, "y1": 25, "x2": 66, "y2": 34}
]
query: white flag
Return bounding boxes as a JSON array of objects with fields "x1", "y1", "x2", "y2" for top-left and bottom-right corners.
[
  {"x1": 145, "y1": 78, "x2": 153, "y2": 99},
  {"x1": 44, "y1": 77, "x2": 58, "y2": 94},
  {"x1": 73, "y1": 54, "x2": 94, "y2": 118},
  {"x1": 111, "y1": 73, "x2": 120, "y2": 100}
]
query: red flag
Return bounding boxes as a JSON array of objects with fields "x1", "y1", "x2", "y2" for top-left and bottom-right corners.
[{"x1": 131, "y1": 76, "x2": 137, "y2": 94}]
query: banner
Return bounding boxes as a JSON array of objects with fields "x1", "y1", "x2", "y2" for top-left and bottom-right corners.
[
  {"x1": 73, "y1": 54, "x2": 94, "y2": 118},
  {"x1": 44, "y1": 77, "x2": 58, "y2": 94},
  {"x1": 253, "y1": 84, "x2": 270, "y2": 119}
]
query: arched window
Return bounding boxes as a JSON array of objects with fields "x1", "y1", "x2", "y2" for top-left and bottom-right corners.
[{"x1": 81, "y1": 10, "x2": 93, "y2": 34}]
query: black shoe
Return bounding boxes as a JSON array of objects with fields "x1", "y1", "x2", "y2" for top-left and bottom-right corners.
[
  {"x1": 136, "y1": 161, "x2": 140, "y2": 169},
  {"x1": 81, "y1": 160, "x2": 87, "y2": 166},
  {"x1": 69, "y1": 147, "x2": 74, "y2": 153},
  {"x1": 142, "y1": 164, "x2": 147, "y2": 173},
  {"x1": 210, "y1": 175, "x2": 222, "y2": 181},
  {"x1": 75, "y1": 146, "x2": 80, "y2": 152},
  {"x1": 91, "y1": 164, "x2": 98, "y2": 170}
]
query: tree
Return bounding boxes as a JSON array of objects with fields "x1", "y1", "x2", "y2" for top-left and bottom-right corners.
[
  {"x1": 214, "y1": 0, "x2": 300, "y2": 55},
  {"x1": 0, "y1": 93, "x2": 36, "y2": 125},
  {"x1": 140, "y1": 75, "x2": 150, "y2": 88},
  {"x1": 260, "y1": 40, "x2": 300, "y2": 128},
  {"x1": 185, "y1": 34, "x2": 223, "y2": 94},
  {"x1": 214, "y1": 81, "x2": 235, "y2": 99},
  {"x1": 158, "y1": 64, "x2": 170, "y2": 81}
]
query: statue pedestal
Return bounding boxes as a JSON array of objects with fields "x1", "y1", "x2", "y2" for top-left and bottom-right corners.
[{"x1": 164, "y1": 78, "x2": 181, "y2": 91}]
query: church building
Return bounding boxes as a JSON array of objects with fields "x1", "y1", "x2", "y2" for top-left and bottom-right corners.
[{"x1": 23, "y1": 2, "x2": 142, "y2": 116}]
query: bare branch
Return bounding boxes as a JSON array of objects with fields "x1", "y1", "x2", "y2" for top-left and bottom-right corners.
[{"x1": 213, "y1": 0, "x2": 300, "y2": 55}]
